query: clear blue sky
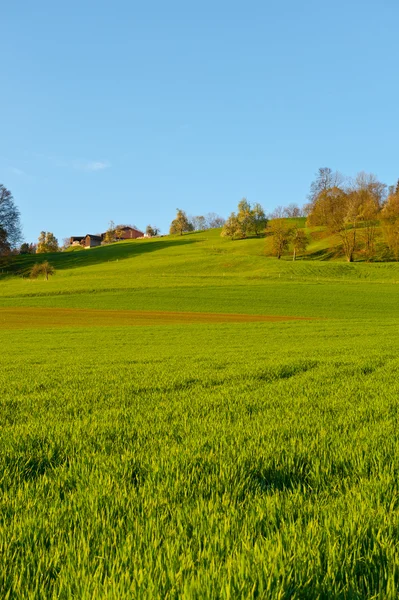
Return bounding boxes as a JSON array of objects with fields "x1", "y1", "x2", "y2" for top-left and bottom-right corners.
[{"x1": 2, "y1": 0, "x2": 399, "y2": 243}]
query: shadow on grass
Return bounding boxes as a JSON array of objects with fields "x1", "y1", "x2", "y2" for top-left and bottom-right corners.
[{"x1": 0, "y1": 238, "x2": 200, "y2": 278}]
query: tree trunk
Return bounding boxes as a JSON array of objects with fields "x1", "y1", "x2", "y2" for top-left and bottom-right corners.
[{"x1": 293, "y1": 248, "x2": 296, "y2": 261}]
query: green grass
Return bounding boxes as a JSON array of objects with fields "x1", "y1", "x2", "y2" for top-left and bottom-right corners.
[{"x1": 1, "y1": 230, "x2": 399, "y2": 598}]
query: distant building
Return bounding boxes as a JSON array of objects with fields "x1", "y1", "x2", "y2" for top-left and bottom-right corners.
[
  {"x1": 115, "y1": 226, "x2": 144, "y2": 240},
  {"x1": 70, "y1": 236, "x2": 86, "y2": 246},
  {"x1": 69, "y1": 225, "x2": 144, "y2": 249},
  {"x1": 85, "y1": 234, "x2": 102, "y2": 248}
]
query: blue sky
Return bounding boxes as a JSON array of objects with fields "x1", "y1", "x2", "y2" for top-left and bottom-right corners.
[{"x1": 2, "y1": 0, "x2": 399, "y2": 243}]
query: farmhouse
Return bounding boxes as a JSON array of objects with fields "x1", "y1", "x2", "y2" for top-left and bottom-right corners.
[
  {"x1": 116, "y1": 226, "x2": 144, "y2": 240},
  {"x1": 70, "y1": 226, "x2": 144, "y2": 249}
]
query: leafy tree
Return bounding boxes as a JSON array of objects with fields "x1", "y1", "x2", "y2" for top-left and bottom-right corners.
[
  {"x1": 290, "y1": 226, "x2": 309, "y2": 261},
  {"x1": 352, "y1": 175, "x2": 385, "y2": 262},
  {"x1": 115, "y1": 224, "x2": 125, "y2": 240},
  {"x1": 37, "y1": 231, "x2": 59, "y2": 253},
  {"x1": 20, "y1": 242, "x2": 36, "y2": 254},
  {"x1": 252, "y1": 203, "x2": 268, "y2": 236},
  {"x1": 30, "y1": 261, "x2": 55, "y2": 280},
  {"x1": 222, "y1": 199, "x2": 266, "y2": 239},
  {"x1": 269, "y1": 219, "x2": 292, "y2": 259},
  {"x1": 103, "y1": 220, "x2": 116, "y2": 244},
  {"x1": 236, "y1": 199, "x2": 253, "y2": 236},
  {"x1": 221, "y1": 213, "x2": 243, "y2": 240},
  {"x1": 145, "y1": 225, "x2": 160, "y2": 237},
  {"x1": 0, "y1": 184, "x2": 22, "y2": 251},
  {"x1": 169, "y1": 209, "x2": 193, "y2": 236},
  {"x1": 307, "y1": 186, "x2": 362, "y2": 262},
  {"x1": 0, "y1": 227, "x2": 11, "y2": 255},
  {"x1": 381, "y1": 192, "x2": 399, "y2": 261}
]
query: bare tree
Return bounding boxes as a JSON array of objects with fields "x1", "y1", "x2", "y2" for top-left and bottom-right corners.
[
  {"x1": 191, "y1": 216, "x2": 207, "y2": 231},
  {"x1": 270, "y1": 206, "x2": 285, "y2": 219},
  {"x1": 283, "y1": 203, "x2": 303, "y2": 218},
  {"x1": 307, "y1": 168, "x2": 345, "y2": 204},
  {"x1": 206, "y1": 213, "x2": 225, "y2": 228}
]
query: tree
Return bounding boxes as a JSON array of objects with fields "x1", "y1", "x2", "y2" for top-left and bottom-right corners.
[
  {"x1": 145, "y1": 225, "x2": 160, "y2": 237},
  {"x1": 307, "y1": 186, "x2": 361, "y2": 262},
  {"x1": 0, "y1": 227, "x2": 11, "y2": 255},
  {"x1": 103, "y1": 220, "x2": 116, "y2": 244},
  {"x1": 306, "y1": 168, "x2": 344, "y2": 206},
  {"x1": 252, "y1": 203, "x2": 268, "y2": 236},
  {"x1": 283, "y1": 203, "x2": 303, "y2": 218},
  {"x1": 115, "y1": 224, "x2": 125, "y2": 240},
  {"x1": 205, "y1": 213, "x2": 225, "y2": 229},
  {"x1": 381, "y1": 192, "x2": 399, "y2": 261},
  {"x1": 269, "y1": 219, "x2": 292, "y2": 259},
  {"x1": 290, "y1": 226, "x2": 309, "y2": 261},
  {"x1": 222, "y1": 199, "x2": 267, "y2": 239},
  {"x1": 20, "y1": 242, "x2": 36, "y2": 254},
  {"x1": 30, "y1": 261, "x2": 56, "y2": 281},
  {"x1": 169, "y1": 209, "x2": 193, "y2": 235},
  {"x1": 221, "y1": 213, "x2": 244, "y2": 240},
  {"x1": 351, "y1": 174, "x2": 385, "y2": 262},
  {"x1": 191, "y1": 216, "x2": 207, "y2": 231},
  {"x1": 0, "y1": 184, "x2": 22, "y2": 252},
  {"x1": 37, "y1": 231, "x2": 59, "y2": 253},
  {"x1": 236, "y1": 198, "x2": 253, "y2": 237},
  {"x1": 270, "y1": 206, "x2": 285, "y2": 219}
]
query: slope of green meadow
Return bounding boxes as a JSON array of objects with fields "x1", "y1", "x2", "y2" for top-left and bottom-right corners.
[{"x1": 1, "y1": 230, "x2": 399, "y2": 598}]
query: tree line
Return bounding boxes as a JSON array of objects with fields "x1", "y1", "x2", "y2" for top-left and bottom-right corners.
[
  {"x1": 305, "y1": 168, "x2": 399, "y2": 262},
  {"x1": 218, "y1": 169, "x2": 399, "y2": 261},
  {"x1": 169, "y1": 210, "x2": 225, "y2": 235},
  {"x1": 3, "y1": 168, "x2": 399, "y2": 262}
]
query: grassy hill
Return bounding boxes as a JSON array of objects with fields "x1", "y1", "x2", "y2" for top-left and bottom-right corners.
[{"x1": 1, "y1": 229, "x2": 399, "y2": 598}]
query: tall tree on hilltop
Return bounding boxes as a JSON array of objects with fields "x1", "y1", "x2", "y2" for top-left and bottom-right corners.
[
  {"x1": 37, "y1": 231, "x2": 59, "y2": 253},
  {"x1": 169, "y1": 209, "x2": 193, "y2": 235},
  {"x1": 222, "y1": 199, "x2": 267, "y2": 239},
  {"x1": 221, "y1": 213, "x2": 243, "y2": 240},
  {"x1": 205, "y1": 213, "x2": 225, "y2": 229},
  {"x1": 0, "y1": 184, "x2": 22, "y2": 253},
  {"x1": 305, "y1": 168, "x2": 344, "y2": 214}
]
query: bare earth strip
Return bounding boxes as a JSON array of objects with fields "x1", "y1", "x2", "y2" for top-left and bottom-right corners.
[{"x1": 0, "y1": 307, "x2": 315, "y2": 330}]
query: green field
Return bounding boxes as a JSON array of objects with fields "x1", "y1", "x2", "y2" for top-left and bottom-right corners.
[{"x1": 1, "y1": 230, "x2": 399, "y2": 598}]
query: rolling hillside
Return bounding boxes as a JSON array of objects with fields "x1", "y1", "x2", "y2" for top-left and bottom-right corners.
[{"x1": 1, "y1": 226, "x2": 399, "y2": 598}]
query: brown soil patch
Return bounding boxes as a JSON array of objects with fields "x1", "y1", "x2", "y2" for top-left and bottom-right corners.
[{"x1": 0, "y1": 307, "x2": 313, "y2": 330}]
